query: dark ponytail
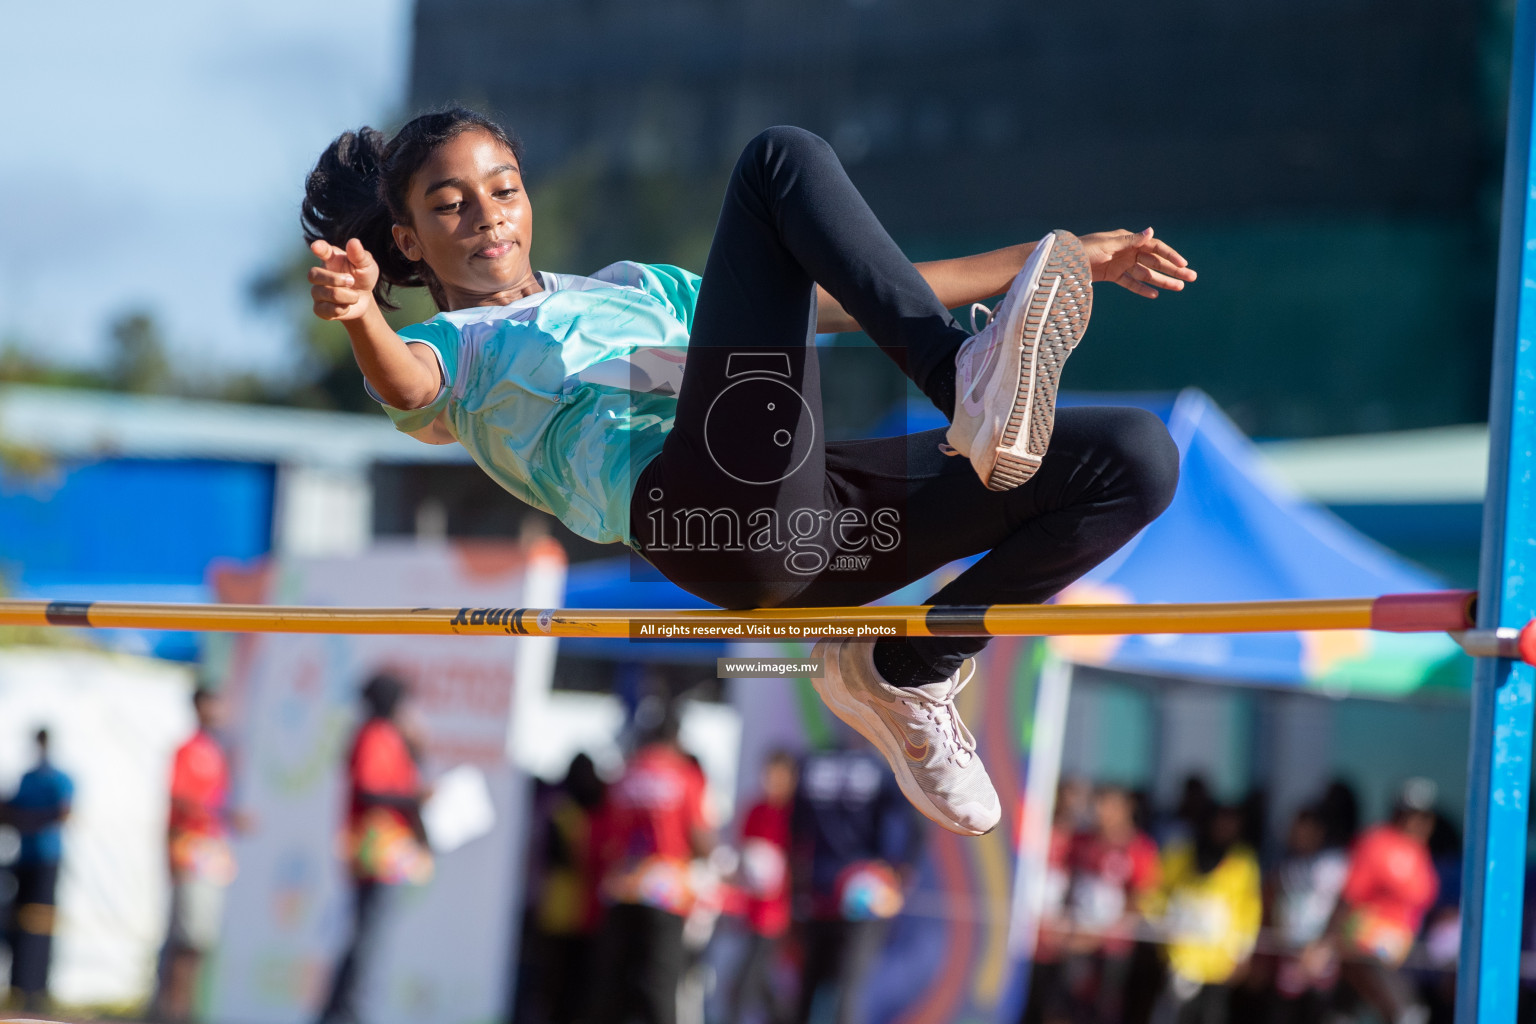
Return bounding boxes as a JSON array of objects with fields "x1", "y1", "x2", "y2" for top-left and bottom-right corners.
[{"x1": 302, "y1": 106, "x2": 525, "y2": 311}]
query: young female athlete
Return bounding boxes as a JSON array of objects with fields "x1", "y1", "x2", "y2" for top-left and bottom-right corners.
[{"x1": 304, "y1": 108, "x2": 1194, "y2": 837}]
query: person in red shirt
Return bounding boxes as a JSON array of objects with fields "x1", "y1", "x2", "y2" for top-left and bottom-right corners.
[
  {"x1": 1061, "y1": 785, "x2": 1159, "y2": 1024},
  {"x1": 589, "y1": 699, "x2": 715, "y2": 1024},
  {"x1": 153, "y1": 688, "x2": 240, "y2": 1024},
  {"x1": 315, "y1": 674, "x2": 430, "y2": 1024},
  {"x1": 1022, "y1": 778, "x2": 1090, "y2": 1024},
  {"x1": 728, "y1": 750, "x2": 797, "y2": 1024},
  {"x1": 1307, "y1": 778, "x2": 1440, "y2": 1024}
]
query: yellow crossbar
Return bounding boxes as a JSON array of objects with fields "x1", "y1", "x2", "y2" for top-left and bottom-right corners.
[{"x1": 0, "y1": 592, "x2": 1476, "y2": 639}]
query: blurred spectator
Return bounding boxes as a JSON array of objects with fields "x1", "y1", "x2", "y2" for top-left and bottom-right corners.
[
  {"x1": 728, "y1": 750, "x2": 798, "y2": 1024},
  {"x1": 1266, "y1": 806, "x2": 1349, "y2": 1023},
  {"x1": 1318, "y1": 779, "x2": 1362, "y2": 850},
  {"x1": 1060, "y1": 785, "x2": 1161, "y2": 1024},
  {"x1": 1023, "y1": 778, "x2": 1091, "y2": 1024},
  {"x1": 1148, "y1": 804, "x2": 1262, "y2": 1024},
  {"x1": 4, "y1": 727, "x2": 73, "y2": 1013},
  {"x1": 1236, "y1": 790, "x2": 1267, "y2": 854},
  {"x1": 153, "y1": 688, "x2": 243, "y2": 1024},
  {"x1": 529, "y1": 753, "x2": 607, "y2": 1024},
  {"x1": 679, "y1": 749, "x2": 728, "y2": 1024},
  {"x1": 1313, "y1": 778, "x2": 1440, "y2": 1024},
  {"x1": 792, "y1": 738, "x2": 922, "y2": 1024},
  {"x1": 1162, "y1": 776, "x2": 1216, "y2": 848},
  {"x1": 589, "y1": 698, "x2": 714, "y2": 1024},
  {"x1": 1414, "y1": 811, "x2": 1463, "y2": 1024},
  {"x1": 315, "y1": 674, "x2": 431, "y2": 1024}
]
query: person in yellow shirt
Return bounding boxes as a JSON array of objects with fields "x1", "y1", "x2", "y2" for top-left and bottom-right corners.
[{"x1": 1145, "y1": 804, "x2": 1262, "y2": 1024}]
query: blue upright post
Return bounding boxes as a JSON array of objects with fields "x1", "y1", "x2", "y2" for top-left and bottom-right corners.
[{"x1": 1457, "y1": 2, "x2": 1536, "y2": 1020}]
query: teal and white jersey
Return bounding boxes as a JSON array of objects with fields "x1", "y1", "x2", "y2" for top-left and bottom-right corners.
[{"x1": 375, "y1": 261, "x2": 700, "y2": 546}]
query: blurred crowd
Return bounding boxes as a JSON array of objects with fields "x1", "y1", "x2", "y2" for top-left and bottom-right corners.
[
  {"x1": 0, "y1": 682, "x2": 1515, "y2": 1024},
  {"x1": 519, "y1": 698, "x2": 923, "y2": 1024},
  {"x1": 517, "y1": 724, "x2": 1469, "y2": 1024},
  {"x1": 1023, "y1": 776, "x2": 1459, "y2": 1024}
]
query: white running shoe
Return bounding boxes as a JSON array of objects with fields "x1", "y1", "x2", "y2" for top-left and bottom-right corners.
[
  {"x1": 947, "y1": 229, "x2": 1092, "y2": 491},
  {"x1": 811, "y1": 639, "x2": 1002, "y2": 836}
]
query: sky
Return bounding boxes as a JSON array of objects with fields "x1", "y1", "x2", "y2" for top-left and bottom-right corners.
[{"x1": 0, "y1": 0, "x2": 413, "y2": 377}]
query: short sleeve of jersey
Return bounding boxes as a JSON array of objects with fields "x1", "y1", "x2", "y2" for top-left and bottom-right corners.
[
  {"x1": 368, "y1": 318, "x2": 461, "y2": 434},
  {"x1": 1130, "y1": 835, "x2": 1162, "y2": 893},
  {"x1": 170, "y1": 741, "x2": 210, "y2": 802},
  {"x1": 742, "y1": 803, "x2": 772, "y2": 842},
  {"x1": 1341, "y1": 831, "x2": 1382, "y2": 905},
  {"x1": 350, "y1": 723, "x2": 417, "y2": 796},
  {"x1": 589, "y1": 262, "x2": 703, "y2": 332}
]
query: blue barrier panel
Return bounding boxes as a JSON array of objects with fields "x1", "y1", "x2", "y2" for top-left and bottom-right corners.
[
  {"x1": 1458, "y1": 2, "x2": 1536, "y2": 1019},
  {"x1": 0, "y1": 458, "x2": 274, "y2": 587}
]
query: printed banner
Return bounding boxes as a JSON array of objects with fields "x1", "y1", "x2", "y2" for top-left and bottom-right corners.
[{"x1": 209, "y1": 540, "x2": 565, "y2": 1024}]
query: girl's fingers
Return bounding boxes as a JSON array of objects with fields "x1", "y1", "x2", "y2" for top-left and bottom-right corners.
[
  {"x1": 1137, "y1": 253, "x2": 1197, "y2": 283},
  {"x1": 312, "y1": 239, "x2": 351, "y2": 268},
  {"x1": 313, "y1": 301, "x2": 347, "y2": 320},
  {"x1": 1142, "y1": 257, "x2": 1198, "y2": 282},
  {"x1": 1142, "y1": 236, "x2": 1191, "y2": 270},
  {"x1": 311, "y1": 284, "x2": 361, "y2": 306},
  {"x1": 345, "y1": 238, "x2": 376, "y2": 271},
  {"x1": 1118, "y1": 272, "x2": 1158, "y2": 299},
  {"x1": 1132, "y1": 263, "x2": 1186, "y2": 292},
  {"x1": 1122, "y1": 229, "x2": 1192, "y2": 271},
  {"x1": 308, "y1": 266, "x2": 357, "y2": 288}
]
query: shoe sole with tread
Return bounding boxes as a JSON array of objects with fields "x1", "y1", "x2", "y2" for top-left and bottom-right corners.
[{"x1": 981, "y1": 229, "x2": 1093, "y2": 491}]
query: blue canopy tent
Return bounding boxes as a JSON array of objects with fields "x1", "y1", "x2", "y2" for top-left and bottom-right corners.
[{"x1": 1051, "y1": 388, "x2": 1469, "y2": 693}]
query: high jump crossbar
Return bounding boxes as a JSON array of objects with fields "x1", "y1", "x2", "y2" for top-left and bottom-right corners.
[{"x1": 0, "y1": 589, "x2": 1530, "y2": 662}]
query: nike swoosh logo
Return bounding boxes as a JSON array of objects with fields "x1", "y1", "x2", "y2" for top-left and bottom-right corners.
[
  {"x1": 959, "y1": 335, "x2": 1001, "y2": 417},
  {"x1": 873, "y1": 704, "x2": 928, "y2": 761}
]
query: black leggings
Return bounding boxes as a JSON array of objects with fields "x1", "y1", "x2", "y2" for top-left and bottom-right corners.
[{"x1": 630, "y1": 127, "x2": 1179, "y2": 682}]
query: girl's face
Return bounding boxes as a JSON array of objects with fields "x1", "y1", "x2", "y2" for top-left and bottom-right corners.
[{"x1": 392, "y1": 129, "x2": 537, "y2": 310}]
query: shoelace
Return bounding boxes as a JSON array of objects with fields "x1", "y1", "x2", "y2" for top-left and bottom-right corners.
[
  {"x1": 903, "y1": 663, "x2": 979, "y2": 765},
  {"x1": 969, "y1": 302, "x2": 993, "y2": 334}
]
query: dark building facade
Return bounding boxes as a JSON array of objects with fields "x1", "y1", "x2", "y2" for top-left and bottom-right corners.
[{"x1": 409, "y1": 0, "x2": 1508, "y2": 439}]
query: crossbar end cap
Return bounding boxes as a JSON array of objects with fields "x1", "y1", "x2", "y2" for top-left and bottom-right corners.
[{"x1": 1519, "y1": 620, "x2": 1536, "y2": 667}]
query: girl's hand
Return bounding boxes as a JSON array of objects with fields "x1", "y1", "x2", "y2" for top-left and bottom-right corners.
[
  {"x1": 1079, "y1": 228, "x2": 1197, "y2": 299},
  {"x1": 308, "y1": 238, "x2": 382, "y2": 321}
]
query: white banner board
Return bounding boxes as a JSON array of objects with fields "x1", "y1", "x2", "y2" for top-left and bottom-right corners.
[{"x1": 210, "y1": 540, "x2": 565, "y2": 1024}]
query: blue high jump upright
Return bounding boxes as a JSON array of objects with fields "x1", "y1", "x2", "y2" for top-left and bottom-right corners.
[{"x1": 1457, "y1": 0, "x2": 1536, "y2": 1018}]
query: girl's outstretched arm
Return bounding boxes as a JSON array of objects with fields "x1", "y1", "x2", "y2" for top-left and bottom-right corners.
[
  {"x1": 309, "y1": 238, "x2": 442, "y2": 410},
  {"x1": 814, "y1": 228, "x2": 1197, "y2": 334}
]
